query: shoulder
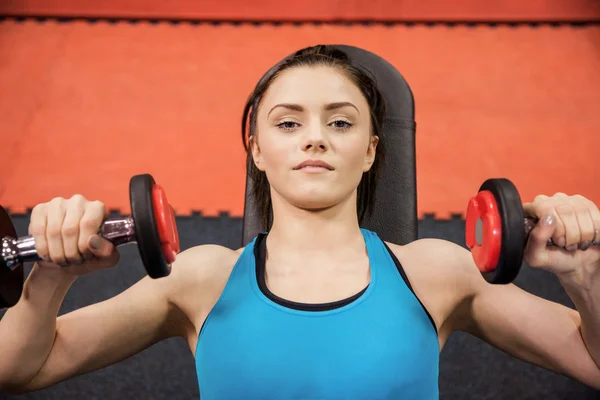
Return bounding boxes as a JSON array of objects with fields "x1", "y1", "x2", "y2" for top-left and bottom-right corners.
[
  {"x1": 164, "y1": 244, "x2": 246, "y2": 329},
  {"x1": 385, "y1": 238, "x2": 478, "y2": 277},
  {"x1": 170, "y1": 243, "x2": 244, "y2": 283},
  {"x1": 384, "y1": 238, "x2": 485, "y2": 343}
]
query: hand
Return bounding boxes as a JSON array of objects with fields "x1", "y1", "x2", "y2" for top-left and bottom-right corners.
[
  {"x1": 523, "y1": 193, "x2": 600, "y2": 284},
  {"x1": 28, "y1": 195, "x2": 120, "y2": 276}
]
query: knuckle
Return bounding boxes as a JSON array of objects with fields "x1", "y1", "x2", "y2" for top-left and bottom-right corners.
[
  {"x1": 46, "y1": 226, "x2": 62, "y2": 239},
  {"x1": 80, "y1": 215, "x2": 101, "y2": 230},
  {"x1": 29, "y1": 208, "x2": 47, "y2": 235},
  {"x1": 555, "y1": 203, "x2": 574, "y2": 215},
  {"x1": 537, "y1": 203, "x2": 554, "y2": 215},
  {"x1": 49, "y1": 197, "x2": 65, "y2": 206},
  {"x1": 31, "y1": 202, "x2": 46, "y2": 215},
  {"x1": 553, "y1": 192, "x2": 568, "y2": 198},
  {"x1": 89, "y1": 199, "x2": 105, "y2": 209},
  {"x1": 69, "y1": 194, "x2": 87, "y2": 203},
  {"x1": 61, "y1": 224, "x2": 79, "y2": 237},
  {"x1": 81, "y1": 201, "x2": 106, "y2": 225},
  {"x1": 584, "y1": 198, "x2": 599, "y2": 212},
  {"x1": 29, "y1": 222, "x2": 45, "y2": 236}
]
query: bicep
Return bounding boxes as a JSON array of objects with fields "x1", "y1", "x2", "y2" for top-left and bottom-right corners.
[
  {"x1": 19, "y1": 244, "x2": 235, "y2": 392},
  {"x1": 397, "y1": 238, "x2": 600, "y2": 388},
  {"x1": 463, "y1": 281, "x2": 600, "y2": 388},
  {"x1": 23, "y1": 274, "x2": 189, "y2": 391}
]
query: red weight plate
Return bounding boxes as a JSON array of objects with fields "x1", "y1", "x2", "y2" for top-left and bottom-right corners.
[
  {"x1": 151, "y1": 184, "x2": 180, "y2": 264},
  {"x1": 169, "y1": 204, "x2": 180, "y2": 254},
  {"x1": 465, "y1": 190, "x2": 502, "y2": 273},
  {"x1": 130, "y1": 174, "x2": 171, "y2": 278}
]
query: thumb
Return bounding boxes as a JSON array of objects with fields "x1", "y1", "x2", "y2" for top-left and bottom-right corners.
[
  {"x1": 88, "y1": 235, "x2": 116, "y2": 258},
  {"x1": 524, "y1": 214, "x2": 555, "y2": 267}
]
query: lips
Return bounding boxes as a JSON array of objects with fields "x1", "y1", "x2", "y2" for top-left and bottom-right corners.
[{"x1": 294, "y1": 159, "x2": 334, "y2": 170}]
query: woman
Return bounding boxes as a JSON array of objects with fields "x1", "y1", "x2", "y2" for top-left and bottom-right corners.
[{"x1": 0, "y1": 45, "x2": 599, "y2": 399}]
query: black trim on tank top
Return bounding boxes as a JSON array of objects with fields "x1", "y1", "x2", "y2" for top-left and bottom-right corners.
[
  {"x1": 382, "y1": 242, "x2": 438, "y2": 335},
  {"x1": 255, "y1": 233, "x2": 368, "y2": 311},
  {"x1": 255, "y1": 233, "x2": 439, "y2": 335}
]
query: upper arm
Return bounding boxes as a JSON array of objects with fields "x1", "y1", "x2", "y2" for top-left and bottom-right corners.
[
  {"x1": 442, "y1": 242, "x2": 600, "y2": 390},
  {"x1": 20, "y1": 244, "x2": 236, "y2": 392}
]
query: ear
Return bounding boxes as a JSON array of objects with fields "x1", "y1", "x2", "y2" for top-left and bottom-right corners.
[
  {"x1": 250, "y1": 135, "x2": 266, "y2": 172},
  {"x1": 363, "y1": 135, "x2": 379, "y2": 172}
]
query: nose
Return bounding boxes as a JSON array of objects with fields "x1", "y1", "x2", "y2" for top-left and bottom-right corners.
[{"x1": 301, "y1": 124, "x2": 329, "y2": 152}]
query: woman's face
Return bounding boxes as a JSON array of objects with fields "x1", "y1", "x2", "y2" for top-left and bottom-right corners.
[{"x1": 252, "y1": 65, "x2": 378, "y2": 213}]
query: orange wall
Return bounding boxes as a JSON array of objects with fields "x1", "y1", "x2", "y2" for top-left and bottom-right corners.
[
  {"x1": 1, "y1": 0, "x2": 599, "y2": 21},
  {"x1": 1, "y1": 20, "x2": 599, "y2": 217}
]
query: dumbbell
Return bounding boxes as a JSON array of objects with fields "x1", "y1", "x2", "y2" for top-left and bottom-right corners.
[
  {"x1": 0, "y1": 174, "x2": 180, "y2": 309},
  {"x1": 466, "y1": 178, "x2": 598, "y2": 284}
]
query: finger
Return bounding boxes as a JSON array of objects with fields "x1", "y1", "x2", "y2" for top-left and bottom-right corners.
[
  {"x1": 62, "y1": 195, "x2": 86, "y2": 265},
  {"x1": 583, "y1": 198, "x2": 600, "y2": 249},
  {"x1": 569, "y1": 195, "x2": 595, "y2": 250},
  {"x1": 524, "y1": 214, "x2": 556, "y2": 267},
  {"x1": 79, "y1": 200, "x2": 107, "y2": 261},
  {"x1": 547, "y1": 202, "x2": 567, "y2": 248},
  {"x1": 523, "y1": 198, "x2": 565, "y2": 246},
  {"x1": 523, "y1": 195, "x2": 552, "y2": 219},
  {"x1": 592, "y1": 210, "x2": 600, "y2": 243},
  {"x1": 554, "y1": 202, "x2": 580, "y2": 251},
  {"x1": 46, "y1": 198, "x2": 67, "y2": 266},
  {"x1": 29, "y1": 203, "x2": 49, "y2": 261},
  {"x1": 88, "y1": 234, "x2": 116, "y2": 259}
]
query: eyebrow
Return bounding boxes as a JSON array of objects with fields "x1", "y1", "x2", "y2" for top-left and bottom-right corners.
[{"x1": 267, "y1": 102, "x2": 360, "y2": 117}]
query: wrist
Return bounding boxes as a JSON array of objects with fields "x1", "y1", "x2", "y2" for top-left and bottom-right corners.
[
  {"x1": 22, "y1": 263, "x2": 78, "y2": 307},
  {"x1": 558, "y1": 272, "x2": 600, "y2": 306}
]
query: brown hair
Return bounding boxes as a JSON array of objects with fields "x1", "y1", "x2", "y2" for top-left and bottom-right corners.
[{"x1": 241, "y1": 45, "x2": 387, "y2": 229}]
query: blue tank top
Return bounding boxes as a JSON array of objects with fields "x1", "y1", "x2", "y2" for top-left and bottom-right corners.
[{"x1": 195, "y1": 229, "x2": 439, "y2": 399}]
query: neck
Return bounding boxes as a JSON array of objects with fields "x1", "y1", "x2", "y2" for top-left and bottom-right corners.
[{"x1": 267, "y1": 192, "x2": 364, "y2": 257}]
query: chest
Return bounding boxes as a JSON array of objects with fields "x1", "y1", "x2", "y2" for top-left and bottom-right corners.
[
  {"x1": 264, "y1": 255, "x2": 371, "y2": 304},
  {"x1": 196, "y1": 289, "x2": 439, "y2": 399}
]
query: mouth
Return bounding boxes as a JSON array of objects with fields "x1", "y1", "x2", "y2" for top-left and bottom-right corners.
[{"x1": 294, "y1": 160, "x2": 334, "y2": 171}]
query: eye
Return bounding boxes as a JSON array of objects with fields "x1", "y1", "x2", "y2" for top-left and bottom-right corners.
[
  {"x1": 276, "y1": 121, "x2": 300, "y2": 131},
  {"x1": 330, "y1": 120, "x2": 353, "y2": 131}
]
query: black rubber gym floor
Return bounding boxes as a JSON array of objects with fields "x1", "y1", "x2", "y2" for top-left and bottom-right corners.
[{"x1": 0, "y1": 214, "x2": 597, "y2": 399}]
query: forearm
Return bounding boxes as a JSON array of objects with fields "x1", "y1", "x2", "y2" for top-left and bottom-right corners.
[
  {"x1": 560, "y1": 272, "x2": 600, "y2": 371},
  {"x1": 0, "y1": 264, "x2": 76, "y2": 390}
]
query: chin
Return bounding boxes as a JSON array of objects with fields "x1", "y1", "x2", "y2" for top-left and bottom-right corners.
[
  {"x1": 289, "y1": 190, "x2": 342, "y2": 211},
  {"x1": 271, "y1": 180, "x2": 355, "y2": 211}
]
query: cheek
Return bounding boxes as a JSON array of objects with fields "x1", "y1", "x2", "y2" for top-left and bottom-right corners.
[
  {"x1": 258, "y1": 133, "x2": 291, "y2": 170},
  {"x1": 336, "y1": 136, "x2": 371, "y2": 170}
]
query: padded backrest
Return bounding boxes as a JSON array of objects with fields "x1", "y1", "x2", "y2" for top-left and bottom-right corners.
[{"x1": 242, "y1": 45, "x2": 418, "y2": 246}]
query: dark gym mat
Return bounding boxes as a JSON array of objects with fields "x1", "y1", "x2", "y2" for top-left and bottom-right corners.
[{"x1": 0, "y1": 214, "x2": 597, "y2": 399}]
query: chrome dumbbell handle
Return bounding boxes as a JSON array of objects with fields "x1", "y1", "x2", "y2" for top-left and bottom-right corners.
[{"x1": 1, "y1": 217, "x2": 135, "y2": 271}]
